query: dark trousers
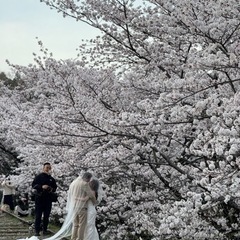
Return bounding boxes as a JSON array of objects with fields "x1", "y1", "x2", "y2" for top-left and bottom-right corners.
[
  {"x1": 3, "y1": 195, "x2": 14, "y2": 211},
  {"x1": 34, "y1": 198, "x2": 52, "y2": 233}
]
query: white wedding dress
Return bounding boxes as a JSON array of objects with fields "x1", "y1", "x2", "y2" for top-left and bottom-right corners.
[
  {"x1": 84, "y1": 200, "x2": 99, "y2": 240},
  {"x1": 17, "y1": 176, "x2": 103, "y2": 240}
]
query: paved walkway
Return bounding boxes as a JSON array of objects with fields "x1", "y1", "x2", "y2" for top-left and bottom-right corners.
[
  {"x1": 0, "y1": 210, "x2": 68, "y2": 240},
  {"x1": 0, "y1": 211, "x2": 30, "y2": 240}
]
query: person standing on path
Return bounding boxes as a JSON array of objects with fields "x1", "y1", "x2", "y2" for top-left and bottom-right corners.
[
  {"x1": 0, "y1": 176, "x2": 16, "y2": 211},
  {"x1": 32, "y1": 162, "x2": 57, "y2": 236},
  {"x1": 83, "y1": 178, "x2": 103, "y2": 240}
]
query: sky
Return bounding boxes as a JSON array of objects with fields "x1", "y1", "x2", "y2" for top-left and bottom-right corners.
[{"x1": 0, "y1": 0, "x2": 99, "y2": 75}]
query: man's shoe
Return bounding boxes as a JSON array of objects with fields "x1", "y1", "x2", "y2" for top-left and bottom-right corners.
[{"x1": 35, "y1": 232, "x2": 40, "y2": 236}]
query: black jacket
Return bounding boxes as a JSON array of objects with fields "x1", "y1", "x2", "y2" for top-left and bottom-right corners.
[{"x1": 32, "y1": 172, "x2": 57, "y2": 200}]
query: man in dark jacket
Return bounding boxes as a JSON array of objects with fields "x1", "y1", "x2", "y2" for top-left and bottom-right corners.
[{"x1": 32, "y1": 162, "x2": 57, "y2": 236}]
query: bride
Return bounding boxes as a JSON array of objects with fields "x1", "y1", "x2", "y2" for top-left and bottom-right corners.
[
  {"x1": 17, "y1": 173, "x2": 103, "y2": 240},
  {"x1": 84, "y1": 178, "x2": 101, "y2": 240}
]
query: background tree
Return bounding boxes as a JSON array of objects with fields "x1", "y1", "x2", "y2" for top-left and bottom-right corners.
[
  {"x1": 1, "y1": 0, "x2": 240, "y2": 239},
  {"x1": 0, "y1": 72, "x2": 23, "y2": 175}
]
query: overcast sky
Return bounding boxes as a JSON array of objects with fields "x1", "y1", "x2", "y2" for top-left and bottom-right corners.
[{"x1": 0, "y1": 0, "x2": 99, "y2": 74}]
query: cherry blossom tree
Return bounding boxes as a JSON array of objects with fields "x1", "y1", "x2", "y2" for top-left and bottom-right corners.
[{"x1": 0, "y1": 0, "x2": 240, "y2": 239}]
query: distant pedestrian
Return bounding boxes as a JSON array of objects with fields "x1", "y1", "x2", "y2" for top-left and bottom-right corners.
[{"x1": 0, "y1": 176, "x2": 16, "y2": 211}]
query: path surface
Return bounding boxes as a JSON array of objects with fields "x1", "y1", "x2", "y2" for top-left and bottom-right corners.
[
  {"x1": 0, "y1": 210, "x2": 67, "y2": 240},
  {"x1": 0, "y1": 211, "x2": 30, "y2": 240}
]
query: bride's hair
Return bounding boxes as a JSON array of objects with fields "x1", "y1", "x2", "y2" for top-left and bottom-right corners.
[
  {"x1": 89, "y1": 179, "x2": 99, "y2": 192},
  {"x1": 82, "y1": 172, "x2": 92, "y2": 181}
]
